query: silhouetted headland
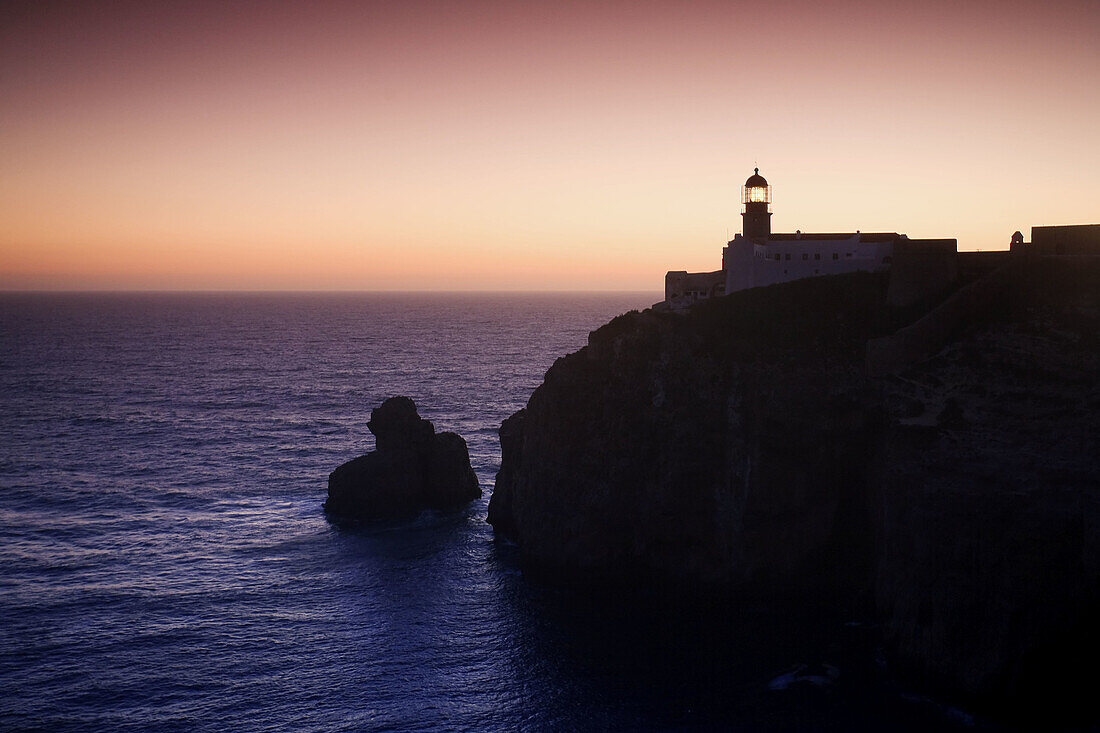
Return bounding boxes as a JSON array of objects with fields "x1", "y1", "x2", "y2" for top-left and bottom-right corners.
[{"x1": 489, "y1": 244, "x2": 1099, "y2": 726}]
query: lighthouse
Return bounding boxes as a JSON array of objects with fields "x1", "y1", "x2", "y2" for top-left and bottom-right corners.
[
  {"x1": 741, "y1": 168, "x2": 772, "y2": 240},
  {"x1": 663, "y1": 168, "x2": 958, "y2": 309}
]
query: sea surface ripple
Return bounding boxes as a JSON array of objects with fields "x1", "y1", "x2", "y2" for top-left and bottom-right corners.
[{"x1": 1, "y1": 293, "x2": 972, "y2": 731}]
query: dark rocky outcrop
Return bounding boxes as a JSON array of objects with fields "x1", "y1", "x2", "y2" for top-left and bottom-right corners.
[
  {"x1": 326, "y1": 396, "x2": 480, "y2": 520},
  {"x1": 485, "y1": 408, "x2": 525, "y2": 539},
  {"x1": 489, "y1": 271, "x2": 892, "y2": 591},
  {"x1": 488, "y1": 257, "x2": 1100, "y2": 723},
  {"x1": 873, "y1": 261, "x2": 1100, "y2": 718}
]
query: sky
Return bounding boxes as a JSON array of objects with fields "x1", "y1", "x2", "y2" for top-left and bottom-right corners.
[{"x1": 1, "y1": 0, "x2": 1098, "y2": 290}]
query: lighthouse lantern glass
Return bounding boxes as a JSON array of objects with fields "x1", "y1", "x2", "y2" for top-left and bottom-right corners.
[{"x1": 741, "y1": 185, "x2": 771, "y2": 205}]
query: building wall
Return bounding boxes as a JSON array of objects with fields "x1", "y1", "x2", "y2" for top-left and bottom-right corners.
[
  {"x1": 886, "y1": 238, "x2": 959, "y2": 308},
  {"x1": 1030, "y1": 225, "x2": 1100, "y2": 255},
  {"x1": 664, "y1": 269, "x2": 725, "y2": 310},
  {"x1": 722, "y1": 238, "x2": 756, "y2": 294},
  {"x1": 723, "y1": 234, "x2": 894, "y2": 296},
  {"x1": 667, "y1": 232, "x2": 964, "y2": 311}
]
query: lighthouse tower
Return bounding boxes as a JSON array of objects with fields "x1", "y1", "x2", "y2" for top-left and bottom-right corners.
[{"x1": 742, "y1": 168, "x2": 772, "y2": 240}]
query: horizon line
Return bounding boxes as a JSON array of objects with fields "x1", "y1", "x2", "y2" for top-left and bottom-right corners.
[{"x1": 0, "y1": 288, "x2": 664, "y2": 295}]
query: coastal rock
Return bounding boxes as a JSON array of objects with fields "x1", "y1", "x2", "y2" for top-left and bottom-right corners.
[
  {"x1": 873, "y1": 261, "x2": 1100, "y2": 719},
  {"x1": 325, "y1": 397, "x2": 480, "y2": 520},
  {"x1": 490, "y1": 273, "x2": 888, "y2": 590},
  {"x1": 367, "y1": 395, "x2": 435, "y2": 452},
  {"x1": 488, "y1": 258, "x2": 1100, "y2": 723},
  {"x1": 485, "y1": 409, "x2": 525, "y2": 539}
]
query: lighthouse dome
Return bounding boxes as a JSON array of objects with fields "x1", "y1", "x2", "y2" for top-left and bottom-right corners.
[{"x1": 745, "y1": 168, "x2": 768, "y2": 187}]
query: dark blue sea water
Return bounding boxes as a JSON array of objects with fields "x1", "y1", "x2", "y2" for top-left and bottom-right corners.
[{"x1": 0, "y1": 293, "x2": 979, "y2": 731}]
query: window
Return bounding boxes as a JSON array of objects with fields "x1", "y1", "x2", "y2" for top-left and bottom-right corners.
[
  {"x1": 775, "y1": 253, "x2": 782, "y2": 261},
  {"x1": 846, "y1": 253, "x2": 852, "y2": 258},
  {"x1": 802, "y1": 253, "x2": 808, "y2": 260},
  {"x1": 883, "y1": 256, "x2": 893, "y2": 264},
  {"x1": 785, "y1": 253, "x2": 791, "y2": 260},
  {"x1": 832, "y1": 252, "x2": 839, "y2": 260},
  {"x1": 814, "y1": 253, "x2": 821, "y2": 260}
]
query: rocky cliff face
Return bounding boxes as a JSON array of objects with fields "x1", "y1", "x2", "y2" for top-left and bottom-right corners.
[
  {"x1": 873, "y1": 259, "x2": 1099, "y2": 717},
  {"x1": 490, "y1": 272, "x2": 892, "y2": 590},
  {"x1": 488, "y1": 258, "x2": 1099, "y2": 720}
]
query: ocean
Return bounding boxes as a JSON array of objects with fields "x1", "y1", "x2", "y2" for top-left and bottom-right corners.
[{"x1": 0, "y1": 293, "x2": 975, "y2": 731}]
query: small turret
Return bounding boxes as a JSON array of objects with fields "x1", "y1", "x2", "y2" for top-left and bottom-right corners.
[{"x1": 742, "y1": 168, "x2": 772, "y2": 240}]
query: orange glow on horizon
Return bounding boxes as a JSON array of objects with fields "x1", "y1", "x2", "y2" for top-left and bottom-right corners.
[{"x1": 1, "y1": 0, "x2": 1097, "y2": 290}]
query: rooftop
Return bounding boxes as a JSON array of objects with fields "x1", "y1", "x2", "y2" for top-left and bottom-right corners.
[{"x1": 735, "y1": 232, "x2": 904, "y2": 243}]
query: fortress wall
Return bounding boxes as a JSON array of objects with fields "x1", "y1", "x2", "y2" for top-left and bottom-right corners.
[
  {"x1": 958, "y1": 251, "x2": 1012, "y2": 281},
  {"x1": 1031, "y1": 224, "x2": 1100, "y2": 255},
  {"x1": 868, "y1": 257, "x2": 1026, "y2": 376},
  {"x1": 665, "y1": 269, "x2": 724, "y2": 309},
  {"x1": 885, "y1": 238, "x2": 958, "y2": 308}
]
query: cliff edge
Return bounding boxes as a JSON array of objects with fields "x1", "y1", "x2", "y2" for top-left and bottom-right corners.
[{"x1": 488, "y1": 257, "x2": 1099, "y2": 721}]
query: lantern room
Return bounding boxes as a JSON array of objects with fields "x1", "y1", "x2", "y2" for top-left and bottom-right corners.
[{"x1": 742, "y1": 168, "x2": 771, "y2": 205}]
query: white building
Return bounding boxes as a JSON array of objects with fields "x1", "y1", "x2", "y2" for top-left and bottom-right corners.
[
  {"x1": 665, "y1": 169, "x2": 953, "y2": 310},
  {"x1": 723, "y1": 230, "x2": 896, "y2": 294}
]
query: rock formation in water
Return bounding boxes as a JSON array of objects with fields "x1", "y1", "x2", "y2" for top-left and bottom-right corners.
[
  {"x1": 326, "y1": 396, "x2": 480, "y2": 520},
  {"x1": 487, "y1": 256, "x2": 1099, "y2": 723}
]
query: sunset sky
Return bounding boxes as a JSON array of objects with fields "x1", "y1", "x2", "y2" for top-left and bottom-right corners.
[{"x1": 2, "y1": 0, "x2": 1097, "y2": 290}]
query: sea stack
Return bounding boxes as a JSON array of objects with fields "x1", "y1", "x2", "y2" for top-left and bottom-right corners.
[{"x1": 325, "y1": 396, "x2": 480, "y2": 520}]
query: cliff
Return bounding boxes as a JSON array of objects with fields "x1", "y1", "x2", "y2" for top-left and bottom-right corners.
[{"x1": 488, "y1": 257, "x2": 1099, "y2": 721}]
